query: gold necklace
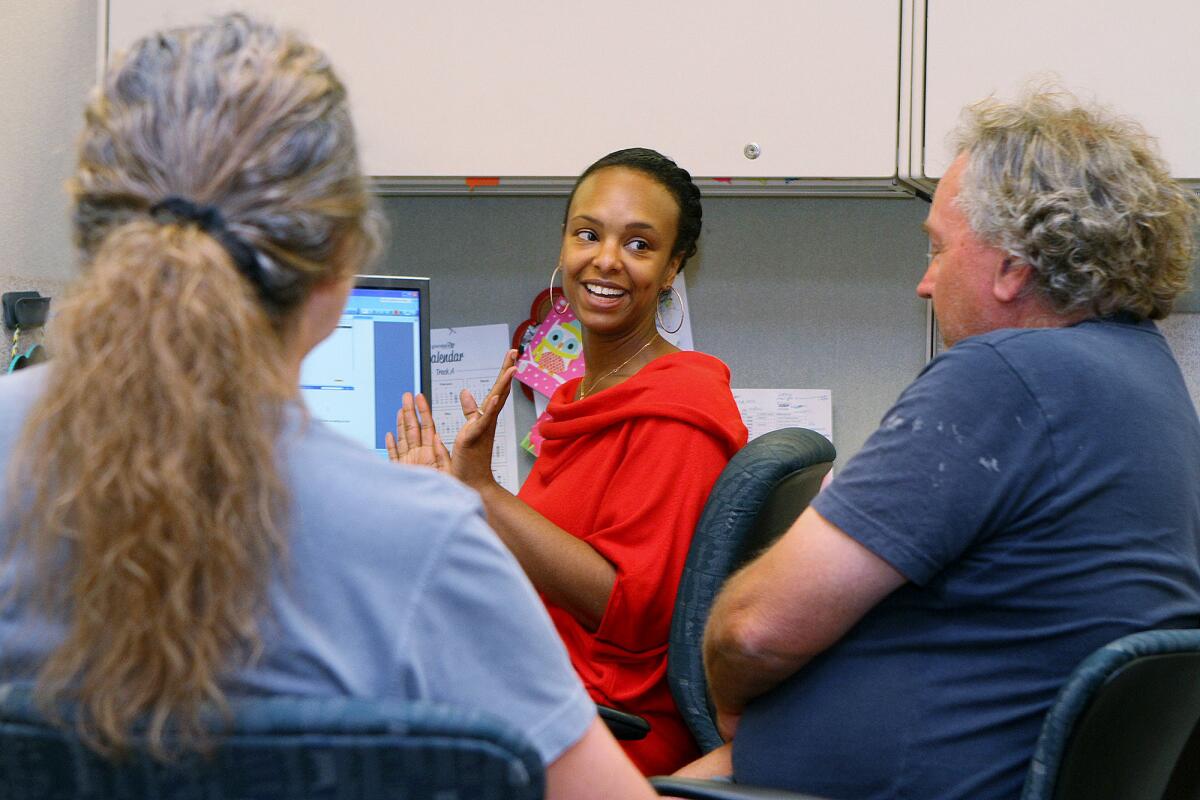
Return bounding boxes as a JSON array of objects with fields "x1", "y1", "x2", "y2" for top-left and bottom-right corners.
[{"x1": 580, "y1": 339, "x2": 655, "y2": 399}]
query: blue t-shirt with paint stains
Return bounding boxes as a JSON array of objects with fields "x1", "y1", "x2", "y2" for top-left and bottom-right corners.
[{"x1": 734, "y1": 315, "x2": 1200, "y2": 800}]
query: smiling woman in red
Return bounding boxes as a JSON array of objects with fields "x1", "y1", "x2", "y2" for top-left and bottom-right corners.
[{"x1": 390, "y1": 149, "x2": 747, "y2": 774}]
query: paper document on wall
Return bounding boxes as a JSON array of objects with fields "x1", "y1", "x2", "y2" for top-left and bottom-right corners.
[
  {"x1": 732, "y1": 388, "x2": 833, "y2": 444},
  {"x1": 431, "y1": 324, "x2": 519, "y2": 493}
]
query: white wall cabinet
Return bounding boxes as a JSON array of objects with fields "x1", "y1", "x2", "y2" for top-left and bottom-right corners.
[
  {"x1": 104, "y1": 0, "x2": 904, "y2": 187},
  {"x1": 903, "y1": 0, "x2": 1200, "y2": 189},
  {"x1": 105, "y1": 1, "x2": 1200, "y2": 192}
]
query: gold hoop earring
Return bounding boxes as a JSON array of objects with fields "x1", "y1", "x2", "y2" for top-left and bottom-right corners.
[
  {"x1": 656, "y1": 284, "x2": 685, "y2": 335},
  {"x1": 549, "y1": 265, "x2": 563, "y2": 308}
]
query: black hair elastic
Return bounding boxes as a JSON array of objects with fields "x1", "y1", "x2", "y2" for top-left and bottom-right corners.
[
  {"x1": 150, "y1": 197, "x2": 222, "y2": 232},
  {"x1": 149, "y1": 196, "x2": 295, "y2": 311}
]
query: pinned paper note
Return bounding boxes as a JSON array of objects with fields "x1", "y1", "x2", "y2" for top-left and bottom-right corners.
[{"x1": 732, "y1": 388, "x2": 832, "y2": 444}]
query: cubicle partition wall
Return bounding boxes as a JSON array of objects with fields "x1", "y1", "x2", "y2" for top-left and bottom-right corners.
[{"x1": 379, "y1": 192, "x2": 932, "y2": 480}]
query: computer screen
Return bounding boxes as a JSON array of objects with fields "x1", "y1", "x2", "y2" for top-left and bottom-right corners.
[{"x1": 300, "y1": 275, "x2": 431, "y2": 456}]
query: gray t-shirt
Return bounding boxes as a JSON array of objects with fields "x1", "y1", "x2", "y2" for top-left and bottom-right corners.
[{"x1": 0, "y1": 365, "x2": 594, "y2": 765}]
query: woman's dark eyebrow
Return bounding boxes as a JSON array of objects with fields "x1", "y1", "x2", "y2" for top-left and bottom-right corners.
[{"x1": 570, "y1": 214, "x2": 656, "y2": 232}]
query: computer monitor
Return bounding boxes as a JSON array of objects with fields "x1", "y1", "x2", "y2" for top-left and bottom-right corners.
[{"x1": 300, "y1": 275, "x2": 431, "y2": 456}]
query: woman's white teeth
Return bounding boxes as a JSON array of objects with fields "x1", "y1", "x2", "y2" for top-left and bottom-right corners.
[{"x1": 586, "y1": 284, "x2": 625, "y2": 297}]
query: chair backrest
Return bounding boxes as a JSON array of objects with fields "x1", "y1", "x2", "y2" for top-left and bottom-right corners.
[
  {"x1": 667, "y1": 427, "x2": 836, "y2": 753},
  {"x1": 1165, "y1": 717, "x2": 1200, "y2": 800},
  {"x1": 1021, "y1": 628, "x2": 1200, "y2": 800},
  {"x1": 0, "y1": 683, "x2": 544, "y2": 800}
]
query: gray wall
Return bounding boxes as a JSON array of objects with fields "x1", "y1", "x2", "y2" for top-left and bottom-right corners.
[
  {"x1": 377, "y1": 193, "x2": 932, "y2": 470},
  {"x1": 0, "y1": 2, "x2": 96, "y2": 351},
  {"x1": 376, "y1": 191, "x2": 1199, "y2": 476},
  {"x1": 1, "y1": 2, "x2": 96, "y2": 285}
]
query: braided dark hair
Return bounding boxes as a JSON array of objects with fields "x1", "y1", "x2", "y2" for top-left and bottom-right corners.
[{"x1": 564, "y1": 147, "x2": 703, "y2": 270}]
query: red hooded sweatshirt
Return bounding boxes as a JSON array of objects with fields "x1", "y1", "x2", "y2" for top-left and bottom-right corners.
[{"x1": 519, "y1": 351, "x2": 747, "y2": 775}]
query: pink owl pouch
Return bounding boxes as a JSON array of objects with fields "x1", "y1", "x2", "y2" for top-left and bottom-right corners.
[{"x1": 514, "y1": 295, "x2": 586, "y2": 398}]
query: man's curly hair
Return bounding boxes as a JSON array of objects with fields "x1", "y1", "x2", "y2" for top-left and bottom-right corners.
[{"x1": 952, "y1": 89, "x2": 1198, "y2": 320}]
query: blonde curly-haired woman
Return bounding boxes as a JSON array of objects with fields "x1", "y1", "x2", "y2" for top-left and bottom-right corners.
[{"x1": 0, "y1": 15, "x2": 653, "y2": 799}]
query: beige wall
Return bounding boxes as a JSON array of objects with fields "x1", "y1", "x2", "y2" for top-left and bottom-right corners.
[{"x1": 1, "y1": 2, "x2": 97, "y2": 292}]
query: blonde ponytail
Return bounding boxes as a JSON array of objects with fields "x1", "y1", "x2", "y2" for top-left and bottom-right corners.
[{"x1": 18, "y1": 221, "x2": 291, "y2": 755}]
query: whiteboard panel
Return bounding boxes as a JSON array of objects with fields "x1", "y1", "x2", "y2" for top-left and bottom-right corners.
[
  {"x1": 922, "y1": 0, "x2": 1200, "y2": 180},
  {"x1": 106, "y1": 0, "x2": 901, "y2": 179}
]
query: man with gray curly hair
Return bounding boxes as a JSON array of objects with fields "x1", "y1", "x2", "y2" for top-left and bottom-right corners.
[
  {"x1": 693, "y1": 92, "x2": 1200, "y2": 800},
  {"x1": 931, "y1": 92, "x2": 1195, "y2": 345}
]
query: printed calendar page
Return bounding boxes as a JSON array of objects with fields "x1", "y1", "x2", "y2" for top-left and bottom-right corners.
[{"x1": 430, "y1": 324, "x2": 519, "y2": 492}]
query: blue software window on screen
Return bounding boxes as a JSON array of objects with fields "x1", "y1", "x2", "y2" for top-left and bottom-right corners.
[{"x1": 300, "y1": 287, "x2": 422, "y2": 455}]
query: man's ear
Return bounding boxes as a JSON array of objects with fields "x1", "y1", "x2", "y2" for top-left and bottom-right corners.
[{"x1": 993, "y1": 256, "x2": 1033, "y2": 303}]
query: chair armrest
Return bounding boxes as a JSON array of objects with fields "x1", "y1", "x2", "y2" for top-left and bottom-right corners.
[
  {"x1": 597, "y1": 704, "x2": 650, "y2": 740},
  {"x1": 650, "y1": 776, "x2": 835, "y2": 799}
]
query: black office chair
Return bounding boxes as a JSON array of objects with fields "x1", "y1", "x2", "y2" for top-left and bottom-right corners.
[
  {"x1": 1165, "y1": 719, "x2": 1200, "y2": 800},
  {"x1": 0, "y1": 683, "x2": 545, "y2": 800},
  {"x1": 601, "y1": 428, "x2": 836, "y2": 747},
  {"x1": 650, "y1": 628, "x2": 1200, "y2": 800},
  {"x1": 1019, "y1": 627, "x2": 1200, "y2": 800},
  {"x1": 669, "y1": 427, "x2": 836, "y2": 752}
]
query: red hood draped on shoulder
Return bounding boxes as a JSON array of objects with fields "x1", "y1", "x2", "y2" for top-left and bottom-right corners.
[
  {"x1": 520, "y1": 351, "x2": 747, "y2": 775},
  {"x1": 538, "y1": 351, "x2": 746, "y2": 463}
]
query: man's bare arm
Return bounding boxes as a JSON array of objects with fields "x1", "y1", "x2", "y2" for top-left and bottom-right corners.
[{"x1": 703, "y1": 507, "x2": 907, "y2": 732}]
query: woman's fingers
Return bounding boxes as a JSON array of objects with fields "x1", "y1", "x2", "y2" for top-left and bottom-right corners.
[
  {"x1": 502, "y1": 364, "x2": 516, "y2": 396},
  {"x1": 483, "y1": 352, "x2": 518, "y2": 412},
  {"x1": 455, "y1": 393, "x2": 486, "y2": 447},
  {"x1": 433, "y1": 432, "x2": 452, "y2": 472},
  {"x1": 415, "y1": 392, "x2": 439, "y2": 440},
  {"x1": 388, "y1": 396, "x2": 414, "y2": 463},
  {"x1": 491, "y1": 365, "x2": 517, "y2": 407},
  {"x1": 400, "y1": 392, "x2": 422, "y2": 448},
  {"x1": 487, "y1": 350, "x2": 518, "y2": 398},
  {"x1": 459, "y1": 388, "x2": 481, "y2": 419},
  {"x1": 454, "y1": 352, "x2": 518, "y2": 443},
  {"x1": 389, "y1": 392, "x2": 449, "y2": 471}
]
